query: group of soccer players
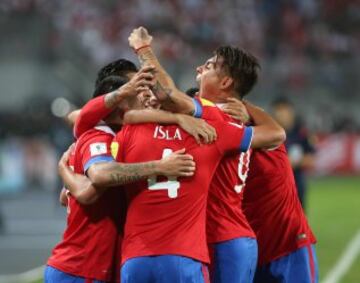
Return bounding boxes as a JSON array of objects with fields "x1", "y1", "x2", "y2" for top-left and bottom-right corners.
[{"x1": 45, "y1": 27, "x2": 318, "y2": 283}]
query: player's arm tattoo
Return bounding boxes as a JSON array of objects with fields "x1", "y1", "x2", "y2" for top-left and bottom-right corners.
[
  {"x1": 137, "y1": 49, "x2": 178, "y2": 107},
  {"x1": 109, "y1": 162, "x2": 156, "y2": 185},
  {"x1": 91, "y1": 161, "x2": 159, "y2": 187},
  {"x1": 137, "y1": 47, "x2": 195, "y2": 115},
  {"x1": 104, "y1": 91, "x2": 118, "y2": 108},
  {"x1": 104, "y1": 89, "x2": 124, "y2": 108}
]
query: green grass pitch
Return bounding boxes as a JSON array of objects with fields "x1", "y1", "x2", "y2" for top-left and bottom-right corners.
[
  {"x1": 30, "y1": 176, "x2": 360, "y2": 283},
  {"x1": 308, "y1": 175, "x2": 360, "y2": 283}
]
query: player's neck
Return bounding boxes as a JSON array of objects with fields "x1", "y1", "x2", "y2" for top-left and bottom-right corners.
[{"x1": 200, "y1": 91, "x2": 228, "y2": 104}]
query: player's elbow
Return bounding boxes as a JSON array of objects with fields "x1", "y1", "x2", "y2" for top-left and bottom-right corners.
[
  {"x1": 266, "y1": 127, "x2": 286, "y2": 148},
  {"x1": 272, "y1": 127, "x2": 286, "y2": 146},
  {"x1": 87, "y1": 166, "x2": 109, "y2": 188},
  {"x1": 75, "y1": 192, "x2": 99, "y2": 205},
  {"x1": 251, "y1": 127, "x2": 286, "y2": 149},
  {"x1": 70, "y1": 184, "x2": 100, "y2": 205},
  {"x1": 88, "y1": 171, "x2": 105, "y2": 188}
]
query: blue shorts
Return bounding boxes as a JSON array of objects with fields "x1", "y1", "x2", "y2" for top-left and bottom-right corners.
[
  {"x1": 44, "y1": 265, "x2": 105, "y2": 283},
  {"x1": 211, "y1": 237, "x2": 258, "y2": 283},
  {"x1": 254, "y1": 245, "x2": 319, "y2": 283},
  {"x1": 121, "y1": 255, "x2": 209, "y2": 283}
]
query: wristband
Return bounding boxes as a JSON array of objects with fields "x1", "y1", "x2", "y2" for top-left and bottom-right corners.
[{"x1": 135, "y1": 44, "x2": 150, "y2": 53}]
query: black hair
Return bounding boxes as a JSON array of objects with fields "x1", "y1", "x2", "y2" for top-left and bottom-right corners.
[
  {"x1": 93, "y1": 76, "x2": 129, "y2": 98},
  {"x1": 95, "y1": 59, "x2": 137, "y2": 89},
  {"x1": 185, "y1": 87, "x2": 199, "y2": 98},
  {"x1": 215, "y1": 46, "x2": 260, "y2": 98}
]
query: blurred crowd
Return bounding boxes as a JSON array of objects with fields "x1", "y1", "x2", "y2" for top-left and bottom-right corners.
[
  {"x1": 1, "y1": 0, "x2": 358, "y2": 61},
  {"x1": 0, "y1": 0, "x2": 359, "y2": 194},
  {"x1": 1, "y1": 0, "x2": 359, "y2": 130},
  {"x1": 62, "y1": 0, "x2": 357, "y2": 68}
]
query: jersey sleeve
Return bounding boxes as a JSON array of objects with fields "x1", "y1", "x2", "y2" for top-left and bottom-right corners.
[
  {"x1": 213, "y1": 121, "x2": 253, "y2": 154},
  {"x1": 193, "y1": 98, "x2": 226, "y2": 121},
  {"x1": 74, "y1": 95, "x2": 113, "y2": 138},
  {"x1": 193, "y1": 98, "x2": 252, "y2": 152},
  {"x1": 79, "y1": 134, "x2": 115, "y2": 174}
]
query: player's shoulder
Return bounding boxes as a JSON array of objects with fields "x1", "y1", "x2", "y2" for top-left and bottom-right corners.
[
  {"x1": 193, "y1": 97, "x2": 225, "y2": 121},
  {"x1": 116, "y1": 123, "x2": 154, "y2": 139},
  {"x1": 77, "y1": 125, "x2": 116, "y2": 148}
]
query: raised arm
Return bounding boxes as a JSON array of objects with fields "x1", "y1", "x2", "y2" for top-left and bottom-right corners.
[
  {"x1": 74, "y1": 67, "x2": 156, "y2": 137},
  {"x1": 128, "y1": 27, "x2": 195, "y2": 114},
  {"x1": 64, "y1": 109, "x2": 81, "y2": 128}
]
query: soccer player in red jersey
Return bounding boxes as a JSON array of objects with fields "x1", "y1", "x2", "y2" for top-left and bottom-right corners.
[
  {"x1": 63, "y1": 28, "x2": 283, "y2": 283},
  {"x1": 71, "y1": 89, "x2": 283, "y2": 283},
  {"x1": 46, "y1": 65, "x2": 198, "y2": 283},
  {"x1": 244, "y1": 145, "x2": 318, "y2": 283},
  {"x1": 127, "y1": 27, "x2": 285, "y2": 283},
  {"x1": 213, "y1": 80, "x2": 319, "y2": 283},
  {"x1": 223, "y1": 99, "x2": 318, "y2": 283}
]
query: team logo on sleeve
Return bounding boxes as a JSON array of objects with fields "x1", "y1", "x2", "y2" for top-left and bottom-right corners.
[
  {"x1": 110, "y1": 142, "x2": 119, "y2": 158},
  {"x1": 90, "y1": 143, "x2": 107, "y2": 156}
]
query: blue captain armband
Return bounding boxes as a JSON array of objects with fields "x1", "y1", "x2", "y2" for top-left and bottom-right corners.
[
  {"x1": 192, "y1": 98, "x2": 203, "y2": 118},
  {"x1": 84, "y1": 156, "x2": 114, "y2": 174},
  {"x1": 239, "y1": 126, "x2": 254, "y2": 152}
]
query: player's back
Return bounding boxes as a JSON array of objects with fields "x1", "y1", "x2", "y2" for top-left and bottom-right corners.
[
  {"x1": 243, "y1": 144, "x2": 316, "y2": 265},
  {"x1": 116, "y1": 119, "x2": 250, "y2": 264},
  {"x1": 47, "y1": 127, "x2": 126, "y2": 281}
]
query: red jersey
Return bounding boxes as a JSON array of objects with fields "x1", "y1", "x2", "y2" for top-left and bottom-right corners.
[
  {"x1": 47, "y1": 126, "x2": 126, "y2": 281},
  {"x1": 74, "y1": 95, "x2": 113, "y2": 139},
  {"x1": 199, "y1": 101, "x2": 255, "y2": 243},
  {"x1": 243, "y1": 144, "x2": 316, "y2": 265},
  {"x1": 116, "y1": 110, "x2": 253, "y2": 264}
]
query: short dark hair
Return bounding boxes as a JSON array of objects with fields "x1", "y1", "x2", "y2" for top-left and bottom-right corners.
[
  {"x1": 93, "y1": 76, "x2": 128, "y2": 98},
  {"x1": 215, "y1": 46, "x2": 260, "y2": 98},
  {"x1": 95, "y1": 59, "x2": 137, "y2": 88},
  {"x1": 185, "y1": 87, "x2": 199, "y2": 98}
]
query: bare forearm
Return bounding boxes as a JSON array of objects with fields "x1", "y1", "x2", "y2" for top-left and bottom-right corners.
[
  {"x1": 137, "y1": 47, "x2": 194, "y2": 114},
  {"x1": 123, "y1": 109, "x2": 179, "y2": 125},
  {"x1": 89, "y1": 161, "x2": 162, "y2": 187},
  {"x1": 104, "y1": 89, "x2": 129, "y2": 109},
  {"x1": 245, "y1": 101, "x2": 286, "y2": 148},
  {"x1": 74, "y1": 96, "x2": 112, "y2": 137},
  {"x1": 59, "y1": 166, "x2": 104, "y2": 205}
]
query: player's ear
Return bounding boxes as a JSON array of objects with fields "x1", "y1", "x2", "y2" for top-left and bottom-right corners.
[{"x1": 220, "y1": 76, "x2": 233, "y2": 90}]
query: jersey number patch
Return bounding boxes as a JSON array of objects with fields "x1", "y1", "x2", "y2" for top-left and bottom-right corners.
[
  {"x1": 147, "y1": 149, "x2": 180, "y2": 198},
  {"x1": 234, "y1": 151, "x2": 251, "y2": 193}
]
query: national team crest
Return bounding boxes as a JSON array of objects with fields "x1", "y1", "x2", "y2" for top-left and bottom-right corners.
[{"x1": 90, "y1": 143, "x2": 107, "y2": 156}]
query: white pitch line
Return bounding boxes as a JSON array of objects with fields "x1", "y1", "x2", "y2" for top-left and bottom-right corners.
[
  {"x1": 0, "y1": 265, "x2": 44, "y2": 283},
  {"x1": 321, "y1": 229, "x2": 360, "y2": 283}
]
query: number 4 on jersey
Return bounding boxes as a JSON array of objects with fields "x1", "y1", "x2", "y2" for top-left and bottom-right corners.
[{"x1": 147, "y1": 149, "x2": 180, "y2": 198}]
